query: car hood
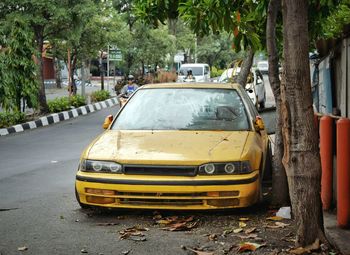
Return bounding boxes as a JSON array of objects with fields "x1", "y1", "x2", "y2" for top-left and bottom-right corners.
[{"x1": 86, "y1": 130, "x2": 250, "y2": 165}]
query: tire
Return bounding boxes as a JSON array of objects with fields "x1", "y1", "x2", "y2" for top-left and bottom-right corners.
[
  {"x1": 263, "y1": 141, "x2": 273, "y2": 182},
  {"x1": 259, "y1": 101, "x2": 265, "y2": 109}
]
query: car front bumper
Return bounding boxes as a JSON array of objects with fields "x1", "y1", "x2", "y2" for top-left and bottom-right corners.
[{"x1": 75, "y1": 171, "x2": 260, "y2": 210}]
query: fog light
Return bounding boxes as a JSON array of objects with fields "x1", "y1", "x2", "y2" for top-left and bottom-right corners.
[
  {"x1": 207, "y1": 198, "x2": 239, "y2": 207},
  {"x1": 85, "y1": 188, "x2": 115, "y2": 195},
  {"x1": 86, "y1": 196, "x2": 115, "y2": 204},
  {"x1": 207, "y1": 192, "x2": 220, "y2": 197}
]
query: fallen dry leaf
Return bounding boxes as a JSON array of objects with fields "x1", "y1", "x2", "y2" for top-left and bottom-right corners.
[
  {"x1": 239, "y1": 222, "x2": 247, "y2": 228},
  {"x1": 289, "y1": 239, "x2": 320, "y2": 255},
  {"x1": 119, "y1": 226, "x2": 149, "y2": 240},
  {"x1": 237, "y1": 242, "x2": 266, "y2": 252},
  {"x1": 244, "y1": 227, "x2": 256, "y2": 234},
  {"x1": 239, "y1": 217, "x2": 250, "y2": 221},
  {"x1": 160, "y1": 216, "x2": 198, "y2": 231},
  {"x1": 187, "y1": 247, "x2": 214, "y2": 255},
  {"x1": 18, "y1": 247, "x2": 28, "y2": 251},
  {"x1": 156, "y1": 219, "x2": 172, "y2": 225},
  {"x1": 233, "y1": 228, "x2": 243, "y2": 233},
  {"x1": 266, "y1": 222, "x2": 291, "y2": 229},
  {"x1": 222, "y1": 229, "x2": 233, "y2": 236},
  {"x1": 266, "y1": 216, "x2": 284, "y2": 221},
  {"x1": 208, "y1": 234, "x2": 217, "y2": 241}
]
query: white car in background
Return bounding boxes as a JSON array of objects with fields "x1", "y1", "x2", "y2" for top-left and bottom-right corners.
[
  {"x1": 218, "y1": 68, "x2": 266, "y2": 109},
  {"x1": 257, "y1": 61, "x2": 269, "y2": 75},
  {"x1": 177, "y1": 63, "x2": 211, "y2": 82}
]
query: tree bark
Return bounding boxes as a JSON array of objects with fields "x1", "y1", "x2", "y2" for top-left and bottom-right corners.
[
  {"x1": 100, "y1": 51, "x2": 104, "y2": 91},
  {"x1": 54, "y1": 57, "x2": 62, "y2": 89},
  {"x1": 267, "y1": 0, "x2": 289, "y2": 206},
  {"x1": 235, "y1": 48, "x2": 254, "y2": 87},
  {"x1": 281, "y1": 0, "x2": 326, "y2": 246},
  {"x1": 34, "y1": 28, "x2": 49, "y2": 113}
]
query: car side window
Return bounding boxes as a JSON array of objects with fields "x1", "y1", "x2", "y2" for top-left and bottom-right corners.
[{"x1": 204, "y1": 66, "x2": 209, "y2": 75}]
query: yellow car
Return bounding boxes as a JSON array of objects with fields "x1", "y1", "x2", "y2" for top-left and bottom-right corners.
[{"x1": 75, "y1": 83, "x2": 272, "y2": 210}]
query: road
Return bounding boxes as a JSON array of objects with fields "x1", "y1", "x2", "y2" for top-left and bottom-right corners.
[{"x1": 0, "y1": 80, "x2": 285, "y2": 255}]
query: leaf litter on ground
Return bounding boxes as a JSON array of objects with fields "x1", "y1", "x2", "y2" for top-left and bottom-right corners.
[
  {"x1": 237, "y1": 242, "x2": 267, "y2": 253},
  {"x1": 155, "y1": 215, "x2": 199, "y2": 231},
  {"x1": 119, "y1": 226, "x2": 149, "y2": 241}
]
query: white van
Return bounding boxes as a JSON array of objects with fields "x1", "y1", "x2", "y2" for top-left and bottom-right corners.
[{"x1": 177, "y1": 63, "x2": 210, "y2": 82}]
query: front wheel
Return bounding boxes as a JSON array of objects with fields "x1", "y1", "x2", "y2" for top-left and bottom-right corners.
[{"x1": 263, "y1": 141, "x2": 273, "y2": 182}]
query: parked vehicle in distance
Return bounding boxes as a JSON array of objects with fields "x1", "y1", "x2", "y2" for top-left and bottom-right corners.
[
  {"x1": 75, "y1": 83, "x2": 272, "y2": 210},
  {"x1": 177, "y1": 63, "x2": 210, "y2": 82},
  {"x1": 218, "y1": 68, "x2": 266, "y2": 109},
  {"x1": 257, "y1": 61, "x2": 269, "y2": 75}
]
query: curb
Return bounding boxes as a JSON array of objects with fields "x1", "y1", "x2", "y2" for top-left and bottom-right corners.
[{"x1": 0, "y1": 97, "x2": 119, "y2": 137}]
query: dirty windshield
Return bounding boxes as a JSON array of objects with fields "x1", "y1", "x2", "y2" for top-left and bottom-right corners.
[{"x1": 112, "y1": 88, "x2": 250, "y2": 131}]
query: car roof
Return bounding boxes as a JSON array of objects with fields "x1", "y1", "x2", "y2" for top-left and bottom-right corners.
[
  {"x1": 179, "y1": 63, "x2": 208, "y2": 67},
  {"x1": 141, "y1": 83, "x2": 241, "y2": 90}
]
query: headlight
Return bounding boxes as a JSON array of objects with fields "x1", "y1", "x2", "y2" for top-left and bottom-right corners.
[
  {"x1": 204, "y1": 163, "x2": 215, "y2": 174},
  {"x1": 199, "y1": 161, "x2": 252, "y2": 175},
  {"x1": 80, "y1": 160, "x2": 122, "y2": 173}
]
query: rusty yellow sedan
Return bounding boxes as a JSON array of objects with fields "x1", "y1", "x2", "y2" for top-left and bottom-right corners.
[{"x1": 75, "y1": 83, "x2": 271, "y2": 210}]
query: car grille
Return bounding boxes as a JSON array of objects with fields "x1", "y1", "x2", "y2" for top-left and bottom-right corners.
[
  {"x1": 123, "y1": 165, "x2": 197, "y2": 176},
  {"x1": 119, "y1": 198, "x2": 203, "y2": 206}
]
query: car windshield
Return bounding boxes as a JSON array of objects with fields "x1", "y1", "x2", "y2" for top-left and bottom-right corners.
[
  {"x1": 179, "y1": 67, "x2": 203, "y2": 76},
  {"x1": 112, "y1": 88, "x2": 250, "y2": 131}
]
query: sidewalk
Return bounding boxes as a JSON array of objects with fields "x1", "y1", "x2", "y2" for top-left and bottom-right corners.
[{"x1": 324, "y1": 211, "x2": 350, "y2": 255}]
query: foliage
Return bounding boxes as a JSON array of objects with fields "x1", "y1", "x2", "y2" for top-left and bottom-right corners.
[
  {"x1": 90, "y1": 90, "x2": 110, "y2": 103},
  {"x1": 0, "y1": 14, "x2": 39, "y2": 112},
  {"x1": 0, "y1": 111, "x2": 26, "y2": 128},
  {"x1": 210, "y1": 66, "x2": 224, "y2": 78},
  {"x1": 197, "y1": 32, "x2": 239, "y2": 69},
  {"x1": 321, "y1": 1, "x2": 350, "y2": 38},
  {"x1": 47, "y1": 97, "x2": 71, "y2": 113},
  {"x1": 70, "y1": 95, "x2": 86, "y2": 108}
]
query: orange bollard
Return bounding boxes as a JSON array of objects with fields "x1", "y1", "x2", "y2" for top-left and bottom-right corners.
[
  {"x1": 336, "y1": 118, "x2": 350, "y2": 228},
  {"x1": 320, "y1": 116, "x2": 333, "y2": 210}
]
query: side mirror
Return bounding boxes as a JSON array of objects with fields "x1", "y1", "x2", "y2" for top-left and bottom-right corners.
[
  {"x1": 254, "y1": 116, "x2": 265, "y2": 131},
  {"x1": 103, "y1": 115, "x2": 114, "y2": 129}
]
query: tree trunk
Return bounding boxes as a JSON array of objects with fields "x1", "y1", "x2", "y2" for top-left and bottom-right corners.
[
  {"x1": 54, "y1": 57, "x2": 62, "y2": 89},
  {"x1": 99, "y1": 52, "x2": 104, "y2": 91},
  {"x1": 71, "y1": 50, "x2": 78, "y2": 95},
  {"x1": 34, "y1": 29, "x2": 49, "y2": 113},
  {"x1": 267, "y1": 0, "x2": 289, "y2": 206},
  {"x1": 281, "y1": 0, "x2": 326, "y2": 246},
  {"x1": 235, "y1": 48, "x2": 254, "y2": 87},
  {"x1": 167, "y1": 18, "x2": 177, "y2": 35}
]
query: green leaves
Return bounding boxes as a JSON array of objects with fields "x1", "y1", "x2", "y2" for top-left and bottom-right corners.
[{"x1": 0, "y1": 14, "x2": 39, "y2": 112}]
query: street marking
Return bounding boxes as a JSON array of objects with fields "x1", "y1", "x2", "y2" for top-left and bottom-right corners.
[
  {"x1": 101, "y1": 101, "x2": 107, "y2": 108},
  {"x1": 63, "y1": 111, "x2": 69, "y2": 120},
  {"x1": 52, "y1": 114, "x2": 60, "y2": 123},
  {"x1": 0, "y1": 128, "x2": 9, "y2": 136},
  {"x1": 95, "y1": 103, "x2": 102, "y2": 110},
  {"x1": 13, "y1": 125, "x2": 24, "y2": 132},
  {"x1": 28, "y1": 121, "x2": 36, "y2": 129},
  {"x1": 40, "y1": 117, "x2": 49, "y2": 126},
  {"x1": 88, "y1": 105, "x2": 94, "y2": 112},
  {"x1": 81, "y1": 107, "x2": 87, "y2": 115},
  {"x1": 72, "y1": 109, "x2": 78, "y2": 117}
]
